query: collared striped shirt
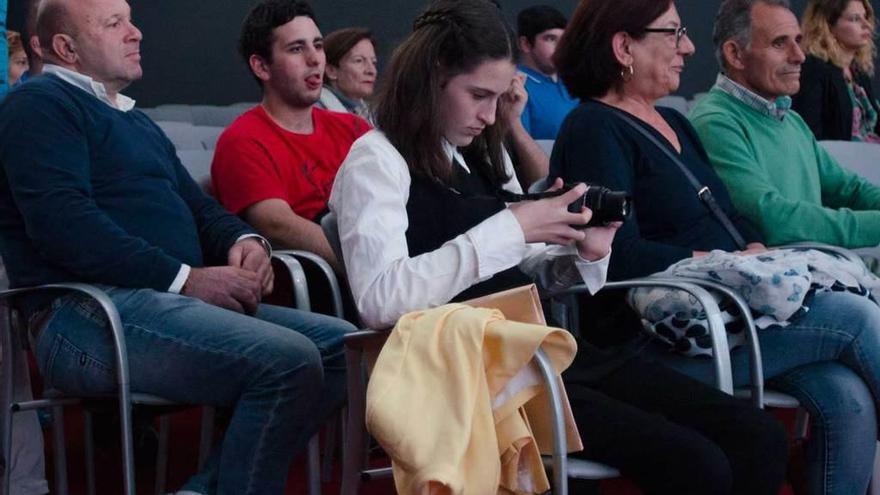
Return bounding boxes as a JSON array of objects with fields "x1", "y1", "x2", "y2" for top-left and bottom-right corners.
[{"x1": 714, "y1": 73, "x2": 792, "y2": 121}]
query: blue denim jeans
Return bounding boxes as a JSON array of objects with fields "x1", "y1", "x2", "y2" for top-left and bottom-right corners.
[
  {"x1": 31, "y1": 286, "x2": 353, "y2": 495},
  {"x1": 639, "y1": 290, "x2": 880, "y2": 495}
]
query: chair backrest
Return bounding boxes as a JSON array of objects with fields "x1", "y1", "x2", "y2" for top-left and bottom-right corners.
[
  {"x1": 155, "y1": 120, "x2": 194, "y2": 133},
  {"x1": 143, "y1": 103, "x2": 256, "y2": 127},
  {"x1": 176, "y1": 149, "x2": 214, "y2": 193},
  {"x1": 320, "y1": 212, "x2": 345, "y2": 270},
  {"x1": 157, "y1": 121, "x2": 201, "y2": 150},
  {"x1": 819, "y1": 140, "x2": 880, "y2": 185},
  {"x1": 529, "y1": 176, "x2": 550, "y2": 194},
  {"x1": 656, "y1": 95, "x2": 689, "y2": 115},
  {"x1": 190, "y1": 105, "x2": 244, "y2": 127},
  {"x1": 190, "y1": 126, "x2": 225, "y2": 150},
  {"x1": 229, "y1": 101, "x2": 257, "y2": 112},
  {"x1": 0, "y1": 257, "x2": 8, "y2": 291},
  {"x1": 141, "y1": 104, "x2": 194, "y2": 123},
  {"x1": 157, "y1": 122, "x2": 224, "y2": 151},
  {"x1": 535, "y1": 140, "x2": 555, "y2": 157}
]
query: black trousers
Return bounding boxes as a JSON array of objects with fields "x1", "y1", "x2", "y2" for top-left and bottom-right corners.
[{"x1": 563, "y1": 345, "x2": 789, "y2": 495}]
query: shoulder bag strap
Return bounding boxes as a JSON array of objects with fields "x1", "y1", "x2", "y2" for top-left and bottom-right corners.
[{"x1": 611, "y1": 108, "x2": 748, "y2": 250}]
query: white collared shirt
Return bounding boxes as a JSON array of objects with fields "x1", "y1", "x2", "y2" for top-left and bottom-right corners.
[
  {"x1": 42, "y1": 64, "x2": 137, "y2": 112},
  {"x1": 328, "y1": 130, "x2": 609, "y2": 329}
]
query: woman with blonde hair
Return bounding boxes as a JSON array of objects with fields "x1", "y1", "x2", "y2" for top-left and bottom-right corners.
[{"x1": 793, "y1": 0, "x2": 880, "y2": 141}]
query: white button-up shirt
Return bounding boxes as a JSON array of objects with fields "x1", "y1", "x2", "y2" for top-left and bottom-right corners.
[
  {"x1": 329, "y1": 130, "x2": 609, "y2": 329},
  {"x1": 42, "y1": 64, "x2": 137, "y2": 111}
]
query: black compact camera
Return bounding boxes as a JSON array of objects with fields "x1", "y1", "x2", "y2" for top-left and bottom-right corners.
[{"x1": 524, "y1": 183, "x2": 632, "y2": 229}]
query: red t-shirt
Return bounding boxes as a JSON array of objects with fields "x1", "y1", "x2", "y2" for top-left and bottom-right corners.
[{"x1": 211, "y1": 105, "x2": 370, "y2": 220}]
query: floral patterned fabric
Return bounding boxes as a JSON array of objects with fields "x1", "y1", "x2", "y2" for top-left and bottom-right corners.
[
  {"x1": 847, "y1": 79, "x2": 880, "y2": 143},
  {"x1": 627, "y1": 248, "x2": 880, "y2": 357}
]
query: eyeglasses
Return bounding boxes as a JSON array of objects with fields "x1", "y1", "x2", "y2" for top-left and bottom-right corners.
[{"x1": 642, "y1": 26, "x2": 688, "y2": 48}]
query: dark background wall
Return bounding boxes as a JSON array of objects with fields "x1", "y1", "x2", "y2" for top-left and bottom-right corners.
[{"x1": 7, "y1": 0, "x2": 878, "y2": 107}]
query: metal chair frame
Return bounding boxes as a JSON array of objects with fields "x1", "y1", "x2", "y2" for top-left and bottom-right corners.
[
  {"x1": 275, "y1": 249, "x2": 346, "y2": 484},
  {"x1": 553, "y1": 278, "x2": 751, "y2": 482},
  {"x1": 526, "y1": 178, "x2": 847, "y2": 484},
  {"x1": 0, "y1": 253, "x2": 322, "y2": 495},
  {"x1": 316, "y1": 212, "x2": 757, "y2": 493},
  {"x1": 0, "y1": 283, "x2": 139, "y2": 495},
  {"x1": 552, "y1": 243, "x2": 860, "y2": 439}
]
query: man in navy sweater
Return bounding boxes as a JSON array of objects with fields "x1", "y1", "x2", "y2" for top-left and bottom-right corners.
[{"x1": 0, "y1": 0, "x2": 352, "y2": 493}]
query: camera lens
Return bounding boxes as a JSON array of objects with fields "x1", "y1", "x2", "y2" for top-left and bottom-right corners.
[{"x1": 582, "y1": 186, "x2": 631, "y2": 228}]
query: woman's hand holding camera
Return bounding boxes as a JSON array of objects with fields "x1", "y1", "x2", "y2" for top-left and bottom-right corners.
[
  {"x1": 510, "y1": 182, "x2": 590, "y2": 245},
  {"x1": 510, "y1": 179, "x2": 620, "y2": 259},
  {"x1": 577, "y1": 220, "x2": 621, "y2": 261}
]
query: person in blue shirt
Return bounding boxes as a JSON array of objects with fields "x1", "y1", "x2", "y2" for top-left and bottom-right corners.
[{"x1": 516, "y1": 5, "x2": 578, "y2": 140}]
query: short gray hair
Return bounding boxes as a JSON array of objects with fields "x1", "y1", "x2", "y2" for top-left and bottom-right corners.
[{"x1": 713, "y1": 0, "x2": 791, "y2": 71}]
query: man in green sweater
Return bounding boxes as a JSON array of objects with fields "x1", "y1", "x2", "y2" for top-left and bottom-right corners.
[{"x1": 689, "y1": 0, "x2": 880, "y2": 249}]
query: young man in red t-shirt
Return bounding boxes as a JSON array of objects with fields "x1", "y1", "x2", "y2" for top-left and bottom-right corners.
[{"x1": 212, "y1": 5, "x2": 369, "y2": 271}]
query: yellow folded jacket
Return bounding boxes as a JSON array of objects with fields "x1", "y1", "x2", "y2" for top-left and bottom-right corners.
[{"x1": 365, "y1": 303, "x2": 581, "y2": 495}]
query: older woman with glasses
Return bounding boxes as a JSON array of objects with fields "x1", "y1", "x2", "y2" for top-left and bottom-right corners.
[
  {"x1": 793, "y1": 0, "x2": 880, "y2": 141},
  {"x1": 551, "y1": 0, "x2": 880, "y2": 493}
]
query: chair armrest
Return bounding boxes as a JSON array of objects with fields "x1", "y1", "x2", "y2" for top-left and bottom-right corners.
[
  {"x1": 557, "y1": 278, "x2": 734, "y2": 394},
  {"x1": 274, "y1": 250, "x2": 344, "y2": 319},
  {"x1": 778, "y1": 242, "x2": 861, "y2": 263},
  {"x1": 0, "y1": 284, "x2": 130, "y2": 392},
  {"x1": 533, "y1": 347, "x2": 568, "y2": 494},
  {"x1": 270, "y1": 254, "x2": 310, "y2": 311},
  {"x1": 342, "y1": 329, "x2": 389, "y2": 349},
  {"x1": 665, "y1": 277, "x2": 764, "y2": 408}
]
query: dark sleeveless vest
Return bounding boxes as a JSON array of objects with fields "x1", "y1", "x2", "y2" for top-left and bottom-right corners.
[
  {"x1": 404, "y1": 160, "x2": 531, "y2": 302},
  {"x1": 404, "y1": 158, "x2": 634, "y2": 382}
]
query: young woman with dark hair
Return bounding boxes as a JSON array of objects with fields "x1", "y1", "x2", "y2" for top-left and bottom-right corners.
[{"x1": 328, "y1": 1, "x2": 788, "y2": 493}]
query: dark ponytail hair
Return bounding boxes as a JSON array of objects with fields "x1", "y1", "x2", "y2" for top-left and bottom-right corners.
[{"x1": 374, "y1": 0, "x2": 514, "y2": 187}]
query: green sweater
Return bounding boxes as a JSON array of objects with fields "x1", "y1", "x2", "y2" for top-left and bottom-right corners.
[{"x1": 689, "y1": 87, "x2": 880, "y2": 248}]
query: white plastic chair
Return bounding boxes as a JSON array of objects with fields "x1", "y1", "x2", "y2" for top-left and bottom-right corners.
[
  {"x1": 535, "y1": 139, "x2": 555, "y2": 157},
  {"x1": 656, "y1": 95, "x2": 689, "y2": 115},
  {"x1": 176, "y1": 149, "x2": 214, "y2": 193},
  {"x1": 819, "y1": 140, "x2": 880, "y2": 185}
]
